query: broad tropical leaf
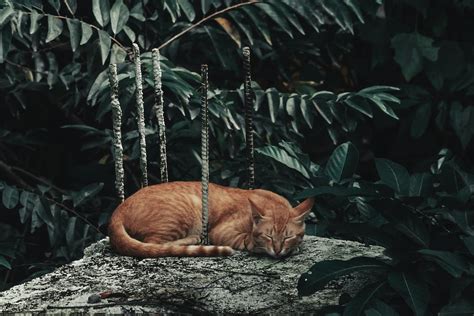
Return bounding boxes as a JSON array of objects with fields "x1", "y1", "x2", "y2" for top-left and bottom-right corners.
[
  {"x1": 325, "y1": 142, "x2": 359, "y2": 183},
  {"x1": 387, "y1": 272, "x2": 429, "y2": 316},
  {"x1": 298, "y1": 257, "x2": 389, "y2": 296},
  {"x1": 375, "y1": 158, "x2": 410, "y2": 195}
]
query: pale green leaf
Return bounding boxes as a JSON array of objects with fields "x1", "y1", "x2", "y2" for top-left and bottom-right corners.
[{"x1": 45, "y1": 16, "x2": 63, "y2": 43}]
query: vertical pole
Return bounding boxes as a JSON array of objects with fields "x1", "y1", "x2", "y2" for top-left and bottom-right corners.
[
  {"x1": 152, "y1": 48, "x2": 169, "y2": 183},
  {"x1": 200, "y1": 64, "x2": 210, "y2": 245},
  {"x1": 108, "y1": 64, "x2": 125, "y2": 202},
  {"x1": 243, "y1": 47, "x2": 255, "y2": 189},
  {"x1": 132, "y1": 43, "x2": 148, "y2": 187}
]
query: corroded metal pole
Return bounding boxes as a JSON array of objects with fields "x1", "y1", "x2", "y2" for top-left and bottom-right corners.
[
  {"x1": 132, "y1": 43, "x2": 148, "y2": 187},
  {"x1": 200, "y1": 64, "x2": 209, "y2": 245},
  {"x1": 108, "y1": 64, "x2": 125, "y2": 202},
  {"x1": 152, "y1": 48, "x2": 168, "y2": 183},
  {"x1": 243, "y1": 47, "x2": 255, "y2": 189}
]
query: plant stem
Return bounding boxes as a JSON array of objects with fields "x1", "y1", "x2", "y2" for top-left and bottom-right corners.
[{"x1": 157, "y1": 1, "x2": 260, "y2": 51}]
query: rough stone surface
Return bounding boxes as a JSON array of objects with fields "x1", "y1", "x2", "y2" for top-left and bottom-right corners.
[{"x1": 0, "y1": 236, "x2": 385, "y2": 314}]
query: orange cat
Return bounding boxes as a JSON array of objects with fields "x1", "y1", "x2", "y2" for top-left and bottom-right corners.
[{"x1": 108, "y1": 181, "x2": 314, "y2": 258}]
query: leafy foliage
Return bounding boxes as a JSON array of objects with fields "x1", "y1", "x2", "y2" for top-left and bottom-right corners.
[{"x1": 0, "y1": 0, "x2": 472, "y2": 315}]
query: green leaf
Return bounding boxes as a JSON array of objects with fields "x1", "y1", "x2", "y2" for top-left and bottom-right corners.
[
  {"x1": 201, "y1": 0, "x2": 212, "y2": 13},
  {"x1": 87, "y1": 69, "x2": 108, "y2": 103},
  {"x1": 384, "y1": 206, "x2": 430, "y2": 247},
  {"x1": 123, "y1": 25, "x2": 135, "y2": 42},
  {"x1": 71, "y1": 183, "x2": 104, "y2": 207},
  {"x1": 343, "y1": 281, "x2": 387, "y2": 316},
  {"x1": 325, "y1": 142, "x2": 359, "y2": 183},
  {"x1": 204, "y1": 26, "x2": 231, "y2": 69},
  {"x1": 344, "y1": 97, "x2": 373, "y2": 118},
  {"x1": 366, "y1": 95, "x2": 399, "y2": 119},
  {"x1": 359, "y1": 86, "x2": 400, "y2": 94},
  {"x1": 410, "y1": 103, "x2": 431, "y2": 138},
  {"x1": 387, "y1": 272, "x2": 429, "y2": 316},
  {"x1": 2, "y1": 185, "x2": 19, "y2": 209},
  {"x1": 256, "y1": 145, "x2": 310, "y2": 178},
  {"x1": 0, "y1": 255, "x2": 11, "y2": 269},
  {"x1": 312, "y1": 99, "x2": 333, "y2": 124},
  {"x1": 19, "y1": 191, "x2": 36, "y2": 209},
  {"x1": 110, "y1": 0, "x2": 129, "y2": 35},
  {"x1": 391, "y1": 32, "x2": 439, "y2": 81},
  {"x1": 298, "y1": 257, "x2": 388, "y2": 296},
  {"x1": 418, "y1": 249, "x2": 468, "y2": 278},
  {"x1": 449, "y1": 102, "x2": 473, "y2": 149},
  {"x1": 241, "y1": 6, "x2": 272, "y2": 45},
  {"x1": 408, "y1": 173, "x2": 433, "y2": 197},
  {"x1": 375, "y1": 158, "x2": 410, "y2": 195},
  {"x1": 179, "y1": 0, "x2": 195, "y2": 21},
  {"x1": 98, "y1": 30, "x2": 111, "y2": 64},
  {"x1": 45, "y1": 16, "x2": 63, "y2": 43},
  {"x1": 48, "y1": 0, "x2": 60, "y2": 12},
  {"x1": 256, "y1": 3, "x2": 293, "y2": 38},
  {"x1": 296, "y1": 186, "x2": 378, "y2": 199},
  {"x1": 64, "y1": 0, "x2": 77, "y2": 15},
  {"x1": 110, "y1": 43, "x2": 126, "y2": 64},
  {"x1": 66, "y1": 19, "x2": 80, "y2": 52},
  {"x1": 93, "y1": 0, "x2": 110, "y2": 27},
  {"x1": 80, "y1": 22, "x2": 92, "y2": 45},
  {"x1": 0, "y1": 23, "x2": 12, "y2": 63},
  {"x1": 29, "y1": 11, "x2": 41, "y2": 35},
  {"x1": 439, "y1": 299, "x2": 474, "y2": 316},
  {"x1": 0, "y1": 6, "x2": 14, "y2": 27},
  {"x1": 364, "y1": 299, "x2": 399, "y2": 316},
  {"x1": 30, "y1": 197, "x2": 45, "y2": 233},
  {"x1": 462, "y1": 236, "x2": 474, "y2": 255},
  {"x1": 299, "y1": 98, "x2": 313, "y2": 128},
  {"x1": 266, "y1": 88, "x2": 280, "y2": 123}
]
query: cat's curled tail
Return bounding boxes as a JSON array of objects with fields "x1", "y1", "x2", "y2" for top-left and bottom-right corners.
[{"x1": 108, "y1": 218, "x2": 234, "y2": 257}]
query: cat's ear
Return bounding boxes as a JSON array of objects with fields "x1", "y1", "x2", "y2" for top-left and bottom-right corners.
[
  {"x1": 249, "y1": 198, "x2": 265, "y2": 224},
  {"x1": 292, "y1": 198, "x2": 314, "y2": 223}
]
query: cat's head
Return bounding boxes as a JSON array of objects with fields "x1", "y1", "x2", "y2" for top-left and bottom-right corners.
[{"x1": 249, "y1": 197, "x2": 314, "y2": 258}]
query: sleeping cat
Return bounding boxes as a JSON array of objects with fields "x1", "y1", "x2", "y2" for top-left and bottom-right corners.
[{"x1": 108, "y1": 181, "x2": 314, "y2": 258}]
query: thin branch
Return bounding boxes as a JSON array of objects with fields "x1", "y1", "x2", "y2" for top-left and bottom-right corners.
[
  {"x1": 0, "y1": 159, "x2": 101, "y2": 234},
  {"x1": 157, "y1": 0, "x2": 260, "y2": 51},
  {"x1": 44, "y1": 197, "x2": 102, "y2": 234},
  {"x1": 0, "y1": 160, "x2": 32, "y2": 189},
  {"x1": 11, "y1": 166, "x2": 66, "y2": 194}
]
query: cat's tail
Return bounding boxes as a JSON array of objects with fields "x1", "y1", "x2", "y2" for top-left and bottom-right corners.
[{"x1": 108, "y1": 219, "x2": 234, "y2": 257}]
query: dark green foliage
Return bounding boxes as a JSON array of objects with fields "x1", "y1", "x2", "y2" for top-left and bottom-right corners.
[{"x1": 0, "y1": 0, "x2": 472, "y2": 315}]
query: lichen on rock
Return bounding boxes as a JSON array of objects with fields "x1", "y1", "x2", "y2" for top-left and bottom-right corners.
[{"x1": 0, "y1": 236, "x2": 385, "y2": 314}]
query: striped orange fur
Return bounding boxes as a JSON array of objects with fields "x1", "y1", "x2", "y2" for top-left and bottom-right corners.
[{"x1": 108, "y1": 181, "x2": 314, "y2": 258}]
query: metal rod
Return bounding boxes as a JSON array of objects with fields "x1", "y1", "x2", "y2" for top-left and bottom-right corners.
[
  {"x1": 152, "y1": 48, "x2": 168, "y2": 183},
  {"x1": 243, "y1": 47, "x2": 255, "y2": 189},
  {"x1": 108, "y1": 64, "x2": 125, "y2": 202},
  {"x1": 200, "y1": 64, "x2": 210, "y2": 245},
  {"x1": 132, "y1": 43, "x2": 148, "y2": 187}
]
